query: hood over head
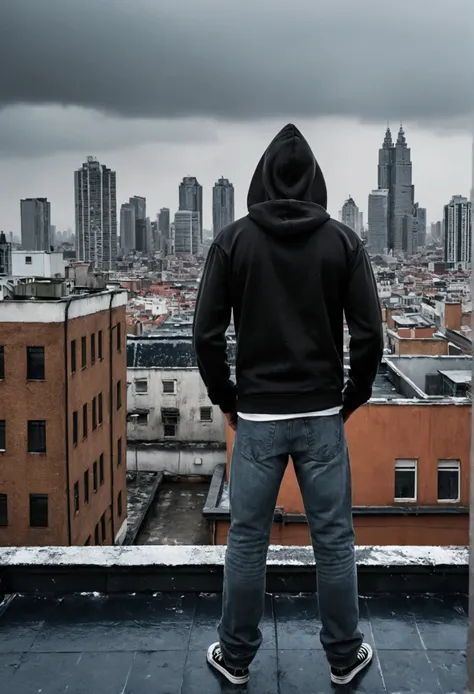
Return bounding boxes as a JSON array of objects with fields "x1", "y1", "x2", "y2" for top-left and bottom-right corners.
[{"x1": 247, "y1": 124, "x2": 330, "y2": 238}]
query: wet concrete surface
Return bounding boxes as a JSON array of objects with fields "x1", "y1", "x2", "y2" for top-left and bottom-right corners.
[
  {"x1": 136, "y1": 479, "x2": 211, "y2": 545},
  {"x1": 0, "y1": 592, "x2": 468, "y2": 693}
]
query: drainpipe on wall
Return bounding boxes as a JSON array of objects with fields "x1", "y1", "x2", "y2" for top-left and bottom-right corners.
[{"x1": 63, "y1": 298, "x2": 74, "y2": 546}]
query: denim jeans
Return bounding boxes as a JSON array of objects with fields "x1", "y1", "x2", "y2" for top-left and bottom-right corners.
[{"x1": 217, "y1": 414, "x2": 363, "y2": 669}]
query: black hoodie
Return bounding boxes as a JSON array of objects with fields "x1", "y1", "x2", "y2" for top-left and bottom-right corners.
[{"x1": 193, "y1": 124, "x2": 383, "y2": 416}]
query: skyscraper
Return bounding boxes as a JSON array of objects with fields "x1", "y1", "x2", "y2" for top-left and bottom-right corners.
[
  {"x1": 120, "y1": 203, "x2": 136, "y2": 253},
  {"x1": 413, "y1": 203, "x2": 427, "y2": 250},
  {"x1": 212, "y1": 177, "x2": 235, "y2": 238},
  {"x1": 444, "y1": 195, "x2": 471, "y2": 269},
  {"x1": 174, "y1": 211, "x2": 199, "y2": 255},
  {"x1": 74, "y1": 157, "x2": 117, "y2": 270},
  {"x1": 377, "y1": 126, "x2": 417, "y2": 256},
  {"x1": 20, "y1": 198, "x2": 51, "y2": 251},
  {"x1": 367, "y1": 189, "x2": 389, "y2": 255},
  {"x1": 158, "y1": 207, "x2": 171, "y2": 256},
  {"x1": 0, "y1": 231, "x2": 12, "y2": 275},
  {"x1": 340, "y1": 196, "x2": 362, "y2": 236},
  {"x1": 179, "y1": 177, "x2": 203, "y2": 243},
  {"x1": 128, "y1": 196, "x2": 146, "y2": 253}
]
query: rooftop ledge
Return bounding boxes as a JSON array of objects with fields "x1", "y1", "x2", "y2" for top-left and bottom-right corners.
[{"x1": 0, "y1": 545, "x2": 469, "y2": 596}]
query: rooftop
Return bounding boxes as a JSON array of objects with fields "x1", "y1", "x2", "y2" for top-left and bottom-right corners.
[{"x1": 0, "y1": 591, "x2": 468, "y2": 693}]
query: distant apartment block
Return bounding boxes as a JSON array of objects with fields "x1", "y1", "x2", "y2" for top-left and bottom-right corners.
[
  {"x1": 74, "y1": 157, "x2": 117, "y2": 270},
  {"x1": 0, "y1": 232, "x2": 12, "y2": 276},
  {"x1": 212, "y1": 177, "x2": 235, "y2": 238},
  {"x1": 0, "y1": 290, "x2": 127, "y2": 547},
  {"x1": 368, "y1": 189, "x2": 389, "y2": 254},
  {"x1": 179, "y1": 176, "x2": 203, "y2": 243},
  {"x1": 174, "y1": 211, "x2": 200, "y2": 255},
  {"x1": 444, "y1": 195, "x2": 471, "y2": 269},
  {"x1": 20, "y1": 198, "x2": 51, "y2": 251}
]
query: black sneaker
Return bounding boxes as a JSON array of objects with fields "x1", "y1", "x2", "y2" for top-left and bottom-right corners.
[
  {"x1": 330, "y1": 643, "x2": 373, "y2": 685},
  {"x1": 206, "y1": 642, "x2": 250, "y2": 685}
]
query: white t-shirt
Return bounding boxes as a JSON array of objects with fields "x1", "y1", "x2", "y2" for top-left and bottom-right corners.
[{"x1": 238, "y1": 405, "x2": 342, "y2": 422}]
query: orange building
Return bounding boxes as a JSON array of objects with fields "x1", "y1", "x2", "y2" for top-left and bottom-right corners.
[{"x1": 207, "y1": 356, "x2": 471, "y2": 546}]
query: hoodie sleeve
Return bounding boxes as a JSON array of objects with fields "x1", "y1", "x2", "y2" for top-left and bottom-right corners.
[
  {"x1": 343, "y1": 243, "x2": 383, "y2": 415},
  {"x1": 193, "y1": 243, "x2": 237, "y2": 413}
]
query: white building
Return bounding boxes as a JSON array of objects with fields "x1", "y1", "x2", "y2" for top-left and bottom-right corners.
[
  {"x1": 20, "y1": 198, "x2": 51, "y2": 251},
  {"x1": 11, "y1": 251, "x2": 66, "y2": 278},
  {"x1": 444, "y1": 195, "x2": 471, "y2": 270},
  {"x1": 340, "y1": 196, "x2": 362, "y2": 236},
  {"x1": 74, "y1": 156, "x2": 117, "y2": 270},
  {"x1": 126, "y1": 334, "x2": 233, "y2": 474}
]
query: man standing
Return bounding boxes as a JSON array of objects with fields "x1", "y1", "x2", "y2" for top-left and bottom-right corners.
[{"x1": 193, "y1": 124, "x2": 383, "y2": 686}]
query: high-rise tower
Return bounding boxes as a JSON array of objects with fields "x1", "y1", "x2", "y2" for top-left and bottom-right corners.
[
  {"x1": 212, "y1": 177, "x2": 235, "y2": 238},
  {"x1": 20, "y1": 198, "x2": 51, "y2": 251},
  {"x1": 179, "y1": 177, "x2": 203, "y2": 244},
  {"x1": 444, "y1": 195, "x2": 471, "y2": 269},
  {"x1": 74, "y1": 157, "x2": 117, "y2": 270}
]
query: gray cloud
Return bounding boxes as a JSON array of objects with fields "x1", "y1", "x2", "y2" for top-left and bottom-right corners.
[
  {"x1": 1, "y1": 0, "x2": 473, "y2": 126},
  {"x1": 0, "y1": 105, "x2": 217, "y2": 157}
]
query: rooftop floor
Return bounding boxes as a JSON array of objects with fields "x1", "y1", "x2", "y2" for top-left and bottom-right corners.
[{"x1": 0, "y1": 592, "x2": 467, "y2": 693}]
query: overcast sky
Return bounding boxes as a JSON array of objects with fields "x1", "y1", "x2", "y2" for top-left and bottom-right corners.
[{"x1": 1, "y1": 0, "x2": 473, "y2": 233}]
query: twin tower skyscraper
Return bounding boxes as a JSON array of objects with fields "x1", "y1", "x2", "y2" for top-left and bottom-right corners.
[{"x1": 368, "y1": 126, "x2": 426, "y2": 257}]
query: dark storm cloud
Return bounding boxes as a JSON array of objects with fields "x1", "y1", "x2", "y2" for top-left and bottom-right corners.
[{"x1": 1, "y1": 0, "x2": 473, "y2": 124}]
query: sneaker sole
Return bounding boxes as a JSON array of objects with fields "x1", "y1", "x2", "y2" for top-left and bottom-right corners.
[
  {"x1": 206, "y1": 643, "x2": 250, "y2": 685},
  {"x1": 330, "y1": 644, "x2": 373, "y2": 685}
]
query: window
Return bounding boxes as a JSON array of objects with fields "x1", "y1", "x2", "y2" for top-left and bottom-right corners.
[
  {"x1": 135, "y1": 379, "x2": 148, "y2": 394},
  {"x1": 71, "y1": 340, "x2": 76, "y2": 373},
  {"x1": 25, "y1": 255, "x2": 32, "y2": 265},
  {"x1": 394, "y1": 459, "x2": 417, "y2": 502},
  {"x1": 0, "y1": 345, "x2": 4, "y2": 379},
  {"x1": 99, "y1": 453, "x2": 104, "y2": 485},
  {"x1": 27, "y1": 346, "x2": 45, "y2": 380},
  {"x1": 30, "y1": 494, "x2": 48, "y2": 527},
  {"x1": 100, "y1": 512, "x2": 106, "y2": 542},
  {"x1": 0, "y1": 494, "x2": 7, "y2": 526},
  {"x1": 98, "y1": 330, "x2": 103, "y2": 360},
  {"x1": 0, "y1": 420, "x2": 5, "y2": 451},
  {"x1": 93, "y1": 461, "x2": 98, "y2": 492},
  {"x1": 81, "y1": 336, "x2": 87, "y2": 369},
  {"x1": 117, "y1": 323, "x2": 122, "y2": 351},
  {"x1": 117, "y1": 437, "x2": 122, "y2": 467},
  {"x1": 74, "y1": 482, "x2": 79, "y2": 514},
  {"x1": 94, "y1": 523, "x2": 99, "y2": 545},
  {"x1": 162, "y1": 380, "x2": 176, "y2": 394},
  {"x1": 116, "y1": 381, "x2": 122, "y2": 410},
  {"x1": 82, "y1": 403, "x2": 88, "y2": 439},
  {"x1": 91, "y1": 333, "x2": 96, "y2": 364},
  {"x1": 72, "y1": 411, "x2": 78, "y2": 446},
  {"x1": 84, "y1": 470, "x2": 89, "y2": 504},
  {"x1": 164, "y1": 424, "x2": 176, "y2": 437},
  {"x1": 437, "y1": 460, "x2": 460, "y2": 502},
  {"x1": 28, "y1": 421, "x2": 46, "y2": 453},
  {"x1": 200, "y1": 407, "x2": 213, "y2": 422},
  {"x1": 98, "y1": 392, "x2": 103, "y2": 424},
  {"x1": 118, "y1": 491, "x2": 123, "y2": 518},
  {"x1": 85, "y1": 536, "x2": 91, "y2": 546},
  {"x1": 92, "y1": 397, "x2": 97, "y2": 430}
]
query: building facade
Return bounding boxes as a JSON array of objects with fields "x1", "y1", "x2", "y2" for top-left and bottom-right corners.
[
  {"x1": 120, "y1": 203, "x2": 136, "y2": 253},
  {"x1": 212, "y1": 177, "x2": 235, "y2": 238},
  {"x1": 74, "y1": 157, "x2": 117, "y2": 270},
  {"x1": 368, "y1": 189, "x2": 389, "y2": 254},
  {"x1": 20, "y1": 198, "x2": 51, "y2": 252},
  {"x1": 179, "y1": 177, "x2": 203, "y2": 243},
  {"x1": 0, "y1": 290, "x2": 128, "y2": 547},
  {"x1": 340, "y1": 196, "x2": 362, "y2": 236},
  {"x1": 413, "y1": 203, "x2": 427, "y2": 250},
  {"x1": 174, "y1": 211, "x2": 200, "y2": 255},
  {"x1": 11, "y1": 251, "x2": 65, "y2": 278},
  {"x1": 0, "y1": 232, "x2": 12, "y2": 276},
  {"x1": 444, "y1": 195, "x2": 472, "y2": 269}
]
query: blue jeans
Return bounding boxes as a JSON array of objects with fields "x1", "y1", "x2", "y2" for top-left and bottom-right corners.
[{"x1": 217, "y1": 414, "x2": 363, "y2": 669}]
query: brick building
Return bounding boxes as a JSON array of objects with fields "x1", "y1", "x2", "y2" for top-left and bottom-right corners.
[{"x1": 0, "y1": 289, "x2": 128, "y2": 546}]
